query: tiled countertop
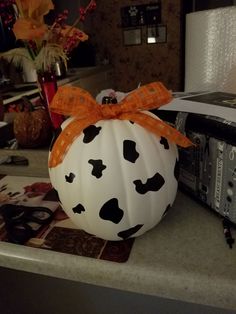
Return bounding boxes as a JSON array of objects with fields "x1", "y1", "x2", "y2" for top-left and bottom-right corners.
[{"x1": 0, "y1": 187, "x2": 235, "y2": 312}]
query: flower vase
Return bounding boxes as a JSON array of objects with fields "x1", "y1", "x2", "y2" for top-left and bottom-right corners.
[
  {"x1": 38, "y1": 71, "x2": 64, "y2": 129},
  {"x1": 22, "y1": 58, "x2": 37, "y2": 83}
]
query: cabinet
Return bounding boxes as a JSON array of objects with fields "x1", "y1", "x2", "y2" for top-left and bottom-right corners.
[{"x1": 0, "y1": 267, "x2": 233, "y2": 314}]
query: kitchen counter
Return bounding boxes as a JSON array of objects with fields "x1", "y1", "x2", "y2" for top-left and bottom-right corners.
[
  {"x1": 0, "y1": 189, "x2": 235, "y2": 312},
  {"x1": 2, "y1": 65, "x2": 113, "y2": 105}
]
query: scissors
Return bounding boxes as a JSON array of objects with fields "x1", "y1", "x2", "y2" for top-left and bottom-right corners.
[{"x1": 0, "y1": 204, "x2": 54, "y2": 244}]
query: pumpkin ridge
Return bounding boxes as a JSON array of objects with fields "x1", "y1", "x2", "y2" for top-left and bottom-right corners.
[{"x1": 111, "y1": 120, "x2": 131, "y2": 226}]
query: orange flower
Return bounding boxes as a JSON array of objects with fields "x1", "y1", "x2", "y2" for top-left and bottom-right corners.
[
  {"x1": 13, "y1": 18, "x2": 48, "y2": 40},
  {"x1": 15, "y1": 0, "x2": 54, "y2": 23},
  {"x1": 3, "y1": 0, "x2": 95, "y2": 74}
]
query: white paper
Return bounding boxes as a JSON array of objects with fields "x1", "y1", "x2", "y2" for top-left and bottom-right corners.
[{"x1": 162, "y1": 92, "x2": 236, "y2": 123}]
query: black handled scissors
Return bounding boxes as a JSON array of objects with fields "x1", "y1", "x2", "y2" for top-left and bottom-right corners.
[{"x1": 0, "y1": 204, "x2": 54, "y2": 244}]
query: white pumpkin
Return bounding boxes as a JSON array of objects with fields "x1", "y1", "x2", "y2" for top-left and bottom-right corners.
[{"x1": 49, "y1": 113, "x2": 179, "y2": 241}]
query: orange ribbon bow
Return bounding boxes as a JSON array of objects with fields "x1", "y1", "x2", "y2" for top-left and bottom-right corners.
[{"x1": 49, "y1": 82, "x2": 193, "y2": 168}]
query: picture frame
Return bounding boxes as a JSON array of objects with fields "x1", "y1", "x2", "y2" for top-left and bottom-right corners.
[
  {"x1": 123, "y1": 28, "x2": 142, "y2": 46},
  {"x1": 146, "y1": 25, "x2": 167, "y2": 44}
]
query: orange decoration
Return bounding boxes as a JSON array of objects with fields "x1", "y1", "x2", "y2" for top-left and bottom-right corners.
[
  {"x1": 13, "y1": 0, "x2": 53, "y2": 40},
  {"x1": 2, "y1": 0, "x2": 95, "y2": 74},
  {"x1": 60, "y1": 26, "x2": 88, "y2": 41},
  {"x1": 15, "y1": 0, "x2": 54, "y2": 22},
  {"x1": 60, "y1": 26, "x2": 89, "y2": 51},
  {"x1": 13, "y1": 18, "x2": 48, "y2": 40},
  {"x1": 49, "y1": 82, "x2": 193, "y2": 168}
]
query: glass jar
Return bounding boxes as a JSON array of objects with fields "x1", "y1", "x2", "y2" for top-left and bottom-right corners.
[{"x1": 38, "y1": 71, "x2": 64, "y2": 130}]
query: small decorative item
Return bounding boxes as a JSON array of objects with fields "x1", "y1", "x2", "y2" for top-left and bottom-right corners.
[
  {"x1": 120, "y1": 3, "x2": 161, "y2": 28},
  {"x1": 0, "y1": 0, "x2": 96, "y2": 129},
  {"x1": 37, "y1": 71, "x2": 64, "y2": 129},
  {"x1": 13, "y1": 97, "x2": 52, "y2": 148},
  {"x1": 48, "y1": 82, "x2": 193, "y2": 241}
]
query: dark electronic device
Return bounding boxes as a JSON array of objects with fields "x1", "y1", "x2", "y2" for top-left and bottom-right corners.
[{"x1": 152, "y1": 92, "x2": 236, "y2": 224}]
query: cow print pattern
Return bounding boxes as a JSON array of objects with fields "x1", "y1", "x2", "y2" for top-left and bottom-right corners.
[
  {"x1": 88, "y1": 159, "x2": 106, "y2": 178},
  {"x1": 83, "y1": 125, "x2": 101, "y2": 143},
  {"x1": 49, "y1": 120, "x2": 178, "y2": 240},
  {"x1": 118, "y1": 224, "x2": 144, "y2": 239},
  {"x1": 99, "y1": 198, "x2": 124, "y2": 224},
  {"x1": 123, "y1": 140, "x2": 139, "y2": 163},
  {"x1": 133, "y1": 172, "x2": 165, "y2": 194},
  {"x1": 65, "y1": 172, "x2": 76, "y2": 183},
  {"x1": 160, "y1": 137, "x2": 169, "y2": 150},
  {"x1": 73, "y1": 203, "x2": 85, "y2": 214}
]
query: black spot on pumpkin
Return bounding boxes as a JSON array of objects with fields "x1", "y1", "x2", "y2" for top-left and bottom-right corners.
[
  {"x1": 160, "y1": 137, "x2": 169, "y2": 150},
  {"x1": 65, "y1": 172, "x2": 76, "y2": 183},
  {"x1": 49, "y1": 126, "x2": 62, "y2": 151},
  {"x1": 99, "y1": 198, "x2": 124, "y2": 224},
  {"x1": 174, "y1": 159, "x2": 180, "y2": 181},
  {"x1": 88, "y1": 159, "x2": 106, "y2": 178},
  {"x1": 133, "y1": 172, "x2": 165, "y2": 194},
  {"x1": 129, "y1": 121, "x2": 134, "y2": 124},
  {"x1": 123, "y1": 140, "x2": 139, "y2": 163},
  {"x1": 83, "y1": 125, "x2": 101, "y2": 143},
  {"x1": 118, "y1": 224, "x2": 144, "y2": 239},
  {"x1": 162, "y1": 204, "x2": 171, "y2": 217},
  {"x1": 73, "y1": 204, "x2": 85, "y2": 214}
]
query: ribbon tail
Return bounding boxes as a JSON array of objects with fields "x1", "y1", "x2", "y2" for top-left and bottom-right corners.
[
  {"x1": 49, "y1": 115, "x2": 101, "y2": 168},
  {"x1": 119, "y1": 112, "x2": 193, "y2": 148}
]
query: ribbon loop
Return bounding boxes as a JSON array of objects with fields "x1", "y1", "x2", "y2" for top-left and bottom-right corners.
[{"x1": 50, "y1": 86, "x2": 99, "y2": 117}]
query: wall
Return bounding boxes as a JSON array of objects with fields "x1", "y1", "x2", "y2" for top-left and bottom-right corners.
[
  {"x1": 52, "y1": 0, "x2": 81, "y2": 24},
  {"x1": 87, "y1": 0, "x2": 183, "y2": 92}
]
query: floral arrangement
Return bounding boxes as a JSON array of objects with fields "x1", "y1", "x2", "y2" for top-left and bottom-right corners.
[{"x1": 0, "y1": 0, "x2": 96, "y2": 73}]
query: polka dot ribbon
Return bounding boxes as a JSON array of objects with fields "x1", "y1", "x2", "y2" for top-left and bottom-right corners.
[{"x1": 48, "y1": 82, "x2": 193, "y2": 168}]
